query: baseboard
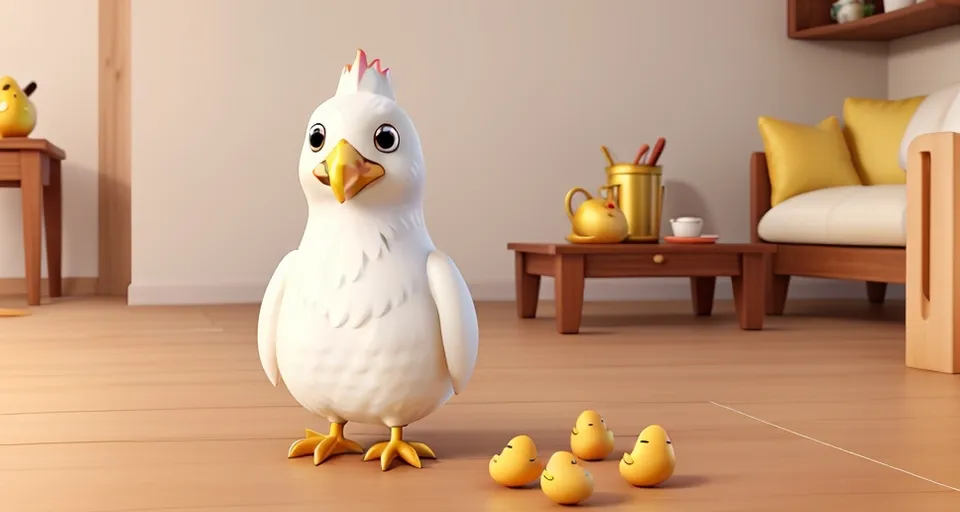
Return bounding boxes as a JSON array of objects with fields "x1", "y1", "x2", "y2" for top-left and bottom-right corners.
[
  {"x1": 128, "y1": 282, "x2": 269, "y2": 305},
  {"x1": 127, "y1": 276, "x2": 905, "y2": 306},
  {"x1": 0, "y1": 277, "x2": 99, "y2": 297}
]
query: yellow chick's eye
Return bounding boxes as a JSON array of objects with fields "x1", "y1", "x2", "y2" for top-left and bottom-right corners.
[
  {"x1": 506, "y1": 444, "x2": 513, "y2": 449},
  {"x1": 570, "y1": 460, "x2": 577, "y2": 465},
  {"x1": 640, "y1": 440, "x2": 649, "y2": 444}
]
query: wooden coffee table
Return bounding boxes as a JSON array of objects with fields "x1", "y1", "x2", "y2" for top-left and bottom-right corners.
[{"x1": 507, "y1": 242, "x2": 776, "y2": 334}]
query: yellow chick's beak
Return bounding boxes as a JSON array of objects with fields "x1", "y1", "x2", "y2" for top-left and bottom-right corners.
[
  {"x1": 541, "y1": 470, "x2": 555, "y2": 481},
  {"x1": 622, "y1": 453, "x2": 635, "y2": 465},
  {"x1": 314, "y1": 139, "x2": 385, "y2": 203}
]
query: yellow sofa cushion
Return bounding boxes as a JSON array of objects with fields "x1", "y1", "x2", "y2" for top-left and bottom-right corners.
[
  {"x1": 757, "y1": 115, "x2": 862, "y2": 206},
  {"x1": 843, "y1": 96, "x2": 925, "y2": 185}
]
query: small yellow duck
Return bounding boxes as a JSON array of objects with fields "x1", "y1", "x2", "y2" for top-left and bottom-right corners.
[
  {"x1": 489, "y1": 435, "x2": 544, "y2": 488},
  {"x1": 619, "y1": 424, "x2": 676, "y2": 487},
  {"x1": 540, "y1": 451, "x2": 594, "y2": 506},
  {"x1": 0, "y1": 77, "x2": 37, "y2": 138},
  {"x1": 570, "y1": 409, "x2": 615, "y2": 461}
]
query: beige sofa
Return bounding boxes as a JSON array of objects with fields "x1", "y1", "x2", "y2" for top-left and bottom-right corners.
[
  {"x1": 750, "y1": 154, "x2": 905, "y2": 312},
  {"x1": 751, "y1": 84, "x2": 960, "y2": 373}
]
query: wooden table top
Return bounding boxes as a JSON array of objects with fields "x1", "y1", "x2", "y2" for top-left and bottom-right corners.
[
  {"x1": 0, "y1": 138, "x2": 66, "y2": 160},
  {"x1": 507, "y1": 241, "x2": 777, "y2": 255}
]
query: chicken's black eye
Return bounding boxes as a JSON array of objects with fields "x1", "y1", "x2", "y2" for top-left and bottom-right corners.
[
  {"x1": 308, "y1": 123, "x2": 325, "y2": 152},
  {"x1": 374, "y1": 124, "x2": 400, "y2": 153},
  {"x1": 570, "y1": 460, "x2": 577, "y2": 465}
]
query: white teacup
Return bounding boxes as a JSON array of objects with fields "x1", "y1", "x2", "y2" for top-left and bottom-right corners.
[{"x1": 669, "y1": 217, "x2": 703, "y2": 238}]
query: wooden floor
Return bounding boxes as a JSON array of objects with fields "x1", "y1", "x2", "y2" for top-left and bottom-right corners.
[{"x1": 2, "y1": 297, "x2": 960, "y2": 511}]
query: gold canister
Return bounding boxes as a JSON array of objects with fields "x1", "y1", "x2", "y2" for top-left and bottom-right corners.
[{"x1": 605, "y1": 164, "x2": 665, "y2": 243}]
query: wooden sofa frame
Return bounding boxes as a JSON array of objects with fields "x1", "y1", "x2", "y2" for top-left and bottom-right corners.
[{"x1": 749, "y1": 152, "x2": 905, "y2": 316}]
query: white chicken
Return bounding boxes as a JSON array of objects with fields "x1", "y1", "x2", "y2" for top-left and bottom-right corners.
[{"x1": 257, "y1": 49, "x2": 479, "y2": 471}]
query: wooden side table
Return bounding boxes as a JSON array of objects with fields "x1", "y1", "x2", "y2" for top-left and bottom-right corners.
[
  {"x1": 508, "y1": 242, "x2": 776, "y2": 334},
  {"x1": 0, "y1": 139, "x2": 66, "y2": 306}
]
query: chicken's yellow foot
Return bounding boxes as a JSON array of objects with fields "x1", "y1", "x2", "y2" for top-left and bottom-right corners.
[
  {"x1": 287, "y1": 423, "x2": 364, "y2": 465},
  {"x1": 362, "y1": 426, "x2": 436, "y2": 471}
]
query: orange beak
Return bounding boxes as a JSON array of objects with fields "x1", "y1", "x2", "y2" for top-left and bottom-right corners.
[{"x1": 314, "y1": 139, "x2": 386, "y2": 203}]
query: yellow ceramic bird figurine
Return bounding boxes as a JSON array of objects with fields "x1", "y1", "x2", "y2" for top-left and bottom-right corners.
[
  {"x1": 619, "y1": 425, "x2": 676, "y2": 487},
  {"x1": 0, "y1": 77, "x2": 37, "y2": 138},
  {"x1": 570, "y1": 409, "x2": 615, "y2": 461},
  {"x1": 489, "y1": 435, "x2": 544, "y2": 488},
  {"x1": 540, "y1": 451, "x2": 594, "y2": 506}
]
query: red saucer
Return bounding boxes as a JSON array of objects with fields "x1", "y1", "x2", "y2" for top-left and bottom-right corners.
[{"x1": 663, "y1": 235, "x2": 719, "y2": 244}]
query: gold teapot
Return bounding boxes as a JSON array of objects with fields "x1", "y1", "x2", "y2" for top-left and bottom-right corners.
[{"x1": 564, "y1": 185, "x2": 629, "y2": 244}]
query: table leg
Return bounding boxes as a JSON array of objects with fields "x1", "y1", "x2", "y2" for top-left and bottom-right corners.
[
  {"x1": 732, "y1": 253, "x2": 766, "y2": 330},
  {"x1": 43, "y1": 158, "x2": 62, "y2": 298},
  {"x1": 690, "y1": 277, "x2": 716, "y2": 316},
  {"x1": 514, "y1": 252, "x2": 541, "y2": 319},
  {"x1": 554, "y1": 254, "x2": 585, "y2": 334},
  {"x1": 20, "y1": 152, "x2": 43, "y2": 306}
]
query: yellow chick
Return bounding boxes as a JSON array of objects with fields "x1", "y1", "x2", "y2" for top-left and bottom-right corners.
[
  {"x1": 489, "y1": 435, "x2": 544, "y2": 488},
  {"x1": 0, "y1": 77, "x2": 37, "y2": 138},
  {"x1": 570, "y1": 409, "x2": 615, "y2": 461},
  {"x1": 619, "y1": 425, "x2": 676, "y2": 487},
  {"x1": 540, "y1": 451, "x2": 594, "y2": 506}
]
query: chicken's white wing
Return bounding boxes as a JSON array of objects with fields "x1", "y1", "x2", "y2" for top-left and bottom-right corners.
[
  {"x1": 258, "y1": 250, "x2": 297, "y2": 387},
  {"x1": 426, "y1": 250, "x2": 479, "y2": 395}
]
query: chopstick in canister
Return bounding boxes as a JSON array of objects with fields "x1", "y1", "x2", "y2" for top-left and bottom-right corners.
[
  {"x1": 647, "y1": 137, "x2": 666, "y2": 166},
  {"x1": 600, "y1": 145, "x2": 616, "y2": 166},
  {"x1": 632, "y1": 144, "x2": 650, "y2": 165}
]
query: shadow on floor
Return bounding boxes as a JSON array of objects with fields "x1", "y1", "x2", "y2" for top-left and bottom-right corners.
[
  {"x1": 657, "y1": 474, "x2": 710, "y2": 489},
  {"x1": 361, "y1": 429, "x2": 569, "y2": 459}
]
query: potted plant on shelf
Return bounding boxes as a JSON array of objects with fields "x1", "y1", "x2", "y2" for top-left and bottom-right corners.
[{"x1": 831, "y1": 0, "x2": 876, "y2": 23}]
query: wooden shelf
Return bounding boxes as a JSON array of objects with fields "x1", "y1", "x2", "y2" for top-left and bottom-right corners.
[{"x1": 788, "y1": 0, "x2": 960, "y2": 41}]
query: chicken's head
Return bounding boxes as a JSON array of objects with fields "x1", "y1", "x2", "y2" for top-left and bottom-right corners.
[{"x1": 298, "y1": 50, "x2": 424, "y2": 210}]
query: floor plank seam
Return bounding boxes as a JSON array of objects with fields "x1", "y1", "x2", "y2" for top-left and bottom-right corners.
[{"x1": 709, "y1": 401, "x2": 960, "y2": 492}]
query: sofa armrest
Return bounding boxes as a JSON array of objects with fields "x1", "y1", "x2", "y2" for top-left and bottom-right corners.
[
  {"x1": 905, "y1": 131, "x2": 960, "y2": 373},
  {"x1": 750, "y1": 152, "x2": 772, "y2": 243}
]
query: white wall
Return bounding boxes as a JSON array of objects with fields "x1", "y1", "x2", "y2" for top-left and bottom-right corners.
[
  {"x1": 888, "y1": 26, "x2": 960, "y2": 99},
  {"x1": 129, "y1": 0, "x2": 889, "y2": 305},
  {"x1": 0, "y1": 0, "x2": 98, "y2": 280}
]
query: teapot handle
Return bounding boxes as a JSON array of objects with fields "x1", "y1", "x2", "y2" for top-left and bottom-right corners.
[
  {"x1": 597, "y1": 184, "x2": 620, "y2": 206},
  {"x1": 564, "y1": 187, "x2": 592, "y2": 223}
]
